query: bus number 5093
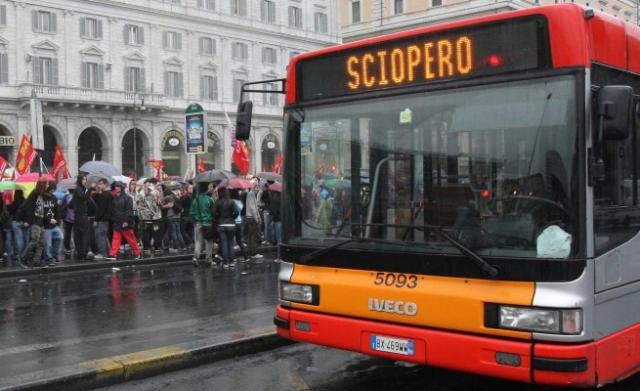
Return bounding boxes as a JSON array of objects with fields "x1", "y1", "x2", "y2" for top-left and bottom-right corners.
[{"x1": 374, "y1": 272, "x2": 418, "y2": 289}]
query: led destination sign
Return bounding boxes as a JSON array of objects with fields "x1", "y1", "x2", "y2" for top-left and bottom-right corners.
[{"x1": 297, "y1": 17, "x2": 550, "y2": 102}]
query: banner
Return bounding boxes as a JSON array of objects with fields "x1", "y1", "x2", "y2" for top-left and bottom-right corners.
[
  {"x1": 0, "y1": 156, "x2": 7, "y2": 178},
  {"x1": 274, "y1": 153, "x2": 282, "y2": 174},
  {"x1": 197, "y1": 157, "x2": 206, "y2": 173},
  {"x1": 232, "y1": 141, "x2": 249, "y2": 176},
  {"x1": 148, "y1": 159, "x2": 164, "y2": 181},
  {"x1": 15, "y1": 135, "x2": 37, "y2": 175},
  {"x1": 185, "y1": 113, "x2": 206, "y2": 154},
  {"x1": 51, "y1": 145, "x2": 70, "y2": 179}
]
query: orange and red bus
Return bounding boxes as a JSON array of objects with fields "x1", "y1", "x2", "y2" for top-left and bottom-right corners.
[{"x1": 237, "y1": 4, "x2": 640, "y2": 387}]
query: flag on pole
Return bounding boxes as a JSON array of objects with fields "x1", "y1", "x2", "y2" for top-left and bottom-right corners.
[
  {"x1": 197, "y1": 157, "x2": 206, "y2": 173},
  {"x1": 232, "y1": 141, "x2": 249, "y2": 176},
  {"x1": 0, "y1": 156, "x2": 8, "y2": 178},
  {"x1": 148, "y1": 159, "x2": 164, "y2": 181},
  {"x1": 51, "y1": 145, "x2": 70, "y2": 179},
  {"x1": 274, "y1": 152, "x2": 283, "y2": 174},
  {"x1": 15, "y1": 135, "x2": 37, "y2": 175}
]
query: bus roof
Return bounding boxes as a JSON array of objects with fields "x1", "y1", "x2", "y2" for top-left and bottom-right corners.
[{"x1": 286, "y1": 4, "x2": 640, "y2": 104}]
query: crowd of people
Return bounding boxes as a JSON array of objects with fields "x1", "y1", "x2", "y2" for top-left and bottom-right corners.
[{"x1": 0, "y1": 174, "x2": 282, "y2": 269}]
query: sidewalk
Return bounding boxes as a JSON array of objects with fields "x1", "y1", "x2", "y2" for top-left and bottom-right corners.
[
  {"x1": 0, "y1": 245, "x2": 277, "y2": 279},
  {"x1": 0, "y1": 261, "x2": 286, "y2": 390}
]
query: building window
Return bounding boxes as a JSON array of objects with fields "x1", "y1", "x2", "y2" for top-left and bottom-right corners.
[
  {"x1": 124, "y1": 24, "x2": 144, "y2": 45},
  {"x1": 200, "y1": 37, "x2": 216, "y2": 56},
  {"x1": 163, "y1": 31, "x2": 182, "y2": 50},
  {"x1": 262, "y1": 47, "x2": 276, "y2": 65},
  {"x1": 80, "y1": 17, "x2": 103, "y2": 39},
  {"x1": 351, "y1": 1, "x2": 361, "y2": 23},
  {"x1": 432, "y1": 0, "x2": 442, "y2": 7},
  {"x1": 314, "y1": 12, "x2": 328, "y2": 33},
  {"x1": 231, "y1": 0, "x2": 247, "y2": 16},
  {"x1": 0, "y1": 6, "x2": 7, "y2": 26},
  {"x1": 394, "y1": 0, "x2": 404, "y2": 14},
  {"x1": 200, "y1": 74, "x2": 218, "y2": 100},
  {"x1": 32, "y1": 10, "x2": 57, "y2": 33},
  {"x1": 261, "y1": 0, "x2": 276, "y2": 23},
  {"x1": 263, "y1": 82, "x2": 278, "y2": 106},
  {"x1": 198, "y1": 0, "x2": 215, "y2": 10},
  {"x1": 0, "y1": 53, "x2": 8, "y2": 84},
  {"x1": 232, "y1": 42, "x2": 248, "y2": 60},
  {"x1": 288, "y1": 6, "x2": 303, "y2": 28},
  {"x1": 33, "y1": 56, "x2": 58, "y2": 85},
  {"x1": 124, "y1": 66, "x2": 145, "y2": 92},
  {"x1": 81, "y1": 62, "x2": 104, "y2": 89},
  {"x1": 233, "y1": 77, "x2": 246, "y2": 103},
  {"x1": 164, "y1": 70, "x2": 184, "y2": 97}
]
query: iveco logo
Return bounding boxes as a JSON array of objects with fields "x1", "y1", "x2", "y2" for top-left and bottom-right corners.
[{"x1": 368, "y1": 298, "x2": 418, "y2": 316}]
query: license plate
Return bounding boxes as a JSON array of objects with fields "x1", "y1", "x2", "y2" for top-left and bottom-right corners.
[{"x1": 370, "y1": 335, "x2": 414, "y2": 356}]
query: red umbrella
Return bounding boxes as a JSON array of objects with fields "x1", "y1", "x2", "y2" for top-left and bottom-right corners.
[
  {"x1": 225, "y1": 178, "x2": 253, "y2": 190},
  {"x1": 269, "y1": 181, "x2": 282, "y2": 192},
  {"x1": 16, "y1": 173, "x2": 55, "y2": 183}
]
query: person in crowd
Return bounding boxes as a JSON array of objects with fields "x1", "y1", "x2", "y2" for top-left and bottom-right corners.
[
  {"x1": 9, "y1": 189, "x2": 27, "y2": 261},
  {"x1": 127, "y1": 181, "x2": 140, "y2": 239},
  {"x1": 137, "y1": 183, "x2": 163, "y2": 257},
  {"x1": 72, "y1": 174, "x2": 93, "y2": 261},
  {"x1": 190, "y1": 182, "x2": 214, "y2": 266},
  {"x1": 244, "y1": 180, "x2": 263, "y2": 261},
  {"x1": 180, "y1": 184, "x2": 194, "y2": 249},
  {"x1": 18, "y1": 179, "x2": 59, "y2": 267},
  {"x1": 92, "y1": 179, "x2": 112, "y2": 260},
  {"x1": 60, "y1": 190, "x2": 74, "y2": 258},
  {"x1": 161, "y1": 187, "x2": 185, "y2": 254},
  {"x1": 44, "y1": 182, "x2": 63, "y2": 265},
  {"x1": 231, "y1": 189, "x2": 247, "y2": 262},
  {"x1": 106, "y1": 182, "x2": 141, "y2": 261},
  {"x1": 212, "y1": 187, "x2": 238, "y2": 268},
  {"x1": 0, "y1": 193, "x2": 12, "y2": 267},
  {"x1": 269, "y1": 188, "x2": 283, "y2": 262},
  {"x1": 260, "y1": 182, "x2": 273, "y2": 245}
]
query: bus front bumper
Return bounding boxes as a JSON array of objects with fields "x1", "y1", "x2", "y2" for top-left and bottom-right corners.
[{"x1": 274, "y1": 305, "x2": 596, "y2": 387}]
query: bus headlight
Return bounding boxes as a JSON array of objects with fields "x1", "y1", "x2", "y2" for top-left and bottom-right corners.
[
  {"x1": 488, "y1": 305, "x2": 582, "y2": 334},
  {"x1": 280, "y1": 282, "x2": 319, "y2": 305}
]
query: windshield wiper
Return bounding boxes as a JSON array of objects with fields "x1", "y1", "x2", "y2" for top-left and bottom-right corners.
[
  {"x1": 299, "y1": 237, "x2": 379, "y2": 264},
  {"x1": 426, "y1": 225, "x2": 499, "y2": 278}
]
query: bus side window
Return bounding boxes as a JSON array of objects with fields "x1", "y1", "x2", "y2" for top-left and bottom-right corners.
[{"x1": 593, "y1": 100, "x2": 640, "y2": 255}]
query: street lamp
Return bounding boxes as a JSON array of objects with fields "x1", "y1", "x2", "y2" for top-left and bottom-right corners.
[{"x1": 132, "y1": 94, "x2": 146, "y2": 178}]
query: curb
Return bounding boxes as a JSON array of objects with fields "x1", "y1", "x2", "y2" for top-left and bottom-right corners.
[
  {"x1": 0, "y1": 246, "x2": 278, "y2": 279},
  {"x1": 0, "y1": 330, "x2": 293, "y2": 391}
]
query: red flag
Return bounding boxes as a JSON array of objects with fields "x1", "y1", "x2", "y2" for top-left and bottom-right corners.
[
  {"x1": 51, "y1": 145, "x2": 70, "y2": 179},
  {"x1": 232, "y1": 141, "x2": 249, "y2": 176},
  {"x1": 15, "y1": 136, "x2": 37, "y2": 175},
  {"x1": 274, "y1": 153, "x2": 283, "y2": 174},
  {"x1": 330, "y1": 159, "x2": 337, "y2": 173},
  {"x1": 0, "y1": 156, "x2": 7, "y2": 179},
  {"x1": 147, "y1": 159, "x2": 164, "y2": 181},
  {"x1": 197, "y1": 157, "x2": 206, "y2": 173}
]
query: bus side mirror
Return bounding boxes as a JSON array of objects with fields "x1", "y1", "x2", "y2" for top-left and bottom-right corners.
[
  {"x1": 236, "y1": 101, "x2": 253, "y2": 141},
  {"x1": 597, "y1": 86, "x2": 634, "y2": 140}
]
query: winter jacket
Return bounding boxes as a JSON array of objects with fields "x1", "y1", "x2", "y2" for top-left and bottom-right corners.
[
  {"x1": 110, "y1": 192, "x2": 134, "y2": 231},
  {"x1": 93, "y1": 191, "x2": 112, "y2": 222},
  {"x1": 72, "y1": 183, "x2": 90, "y2": 218},
  {"x1": 245, "y1": 191, "x2": 260, "y2": 220},
  {"x1": 137, "y1": 191, "x2": 162, "y2": 221},
  {"x1": 212, "y1": 197, "x2": 238, "y2": 226},
  {"x1": 18, "y1": 192, "x2": 60, "y2": 228},
  {"x1": 190, "y1": 194, "x2": 214, "y2": 225}
]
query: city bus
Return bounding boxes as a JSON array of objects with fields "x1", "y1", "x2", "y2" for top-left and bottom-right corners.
[{"x1": 236, "y1": 4, "x2": 640, "y2": 387}]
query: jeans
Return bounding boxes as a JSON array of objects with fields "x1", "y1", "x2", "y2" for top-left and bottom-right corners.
[
  {"x1": 234, "y1": 223, "x2": 247, "y2": 260},
  {"x1": 180, "y1": 216, "x2": 194, "y2": 246},
  {"x1": 63, "y1": 221, "x2": 73, "y2": 251},
  {"x1": 246, "y1": 218, "x2": 260, "y2": 256},
  {"x1": 45, "y1": 226, "x2": 63, "y2": 263},
  {"x1": 11, "y1": 221, "x2": 28, "y2": 258},
  {"x1": 217, "y1": 226, "x2": 235, "y2": 264},
  {"x1": 274, "y1": 220, "x2": 283, "y2": 259},
  {"x1": 94, "y1": 221, "x2": 111, "y2": 256},
  {"x1": 3, "y1": 229, "x2": 13, "y2": 267},
  {"x1": 22, "y1": 225, "x2": 46, "y2": 266},
  {"x1": 194, "y1": 224, "x2": 214, "y2": 261},
  {"x1": 263, "y1": 211, "x2": 272, "y2": 243},
  {"x1": 167, "y1": 219, "x2": 185, "y2": 249}
]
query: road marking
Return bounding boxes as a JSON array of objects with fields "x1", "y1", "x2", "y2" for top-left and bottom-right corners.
[
  {"x1": 81, "y1": 346, "x2": 189, "y2": 380},
  {"x1": 287, "y1": 370, "x2": 311, "y2": 391}
]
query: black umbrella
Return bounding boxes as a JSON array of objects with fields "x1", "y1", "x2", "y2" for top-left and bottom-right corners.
[{"x1": 195, "y1": 169, "x2": 237, "y2": 183}]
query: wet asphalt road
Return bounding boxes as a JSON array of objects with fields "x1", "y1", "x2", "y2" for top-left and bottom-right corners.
[
  {"x1": 100, "y1": 342, "x2": 640, "y2": 391},
  {"x1": 0, "y1": 260, "x2": 279, "y2": 381}
]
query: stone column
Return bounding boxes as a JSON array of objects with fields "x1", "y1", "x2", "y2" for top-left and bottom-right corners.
[
  {"x1": 223, "y1": 122, "x2": 232, "y2": 171},
  {"x1": 111, "y1": 120, "x2": 122, "y2": 172},
  {"x1": 65, "y1": 117, "x2": 78, "y2": 174}
]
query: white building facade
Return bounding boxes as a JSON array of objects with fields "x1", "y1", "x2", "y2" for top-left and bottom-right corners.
[{"x1": 0, "y1": 0, "x2": 339, "y2": 177}]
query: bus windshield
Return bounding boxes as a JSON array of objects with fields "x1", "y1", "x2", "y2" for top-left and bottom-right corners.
[{"x1": 288, "y1": 75, "x2": 579, "y2": 260}]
